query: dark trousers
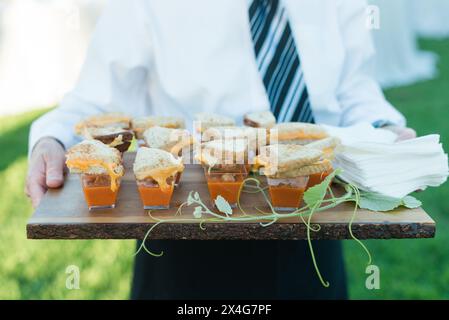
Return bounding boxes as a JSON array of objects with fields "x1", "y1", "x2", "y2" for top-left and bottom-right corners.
[{"x1": 131, "y1": 240, "x2": 347, "y2": 300}]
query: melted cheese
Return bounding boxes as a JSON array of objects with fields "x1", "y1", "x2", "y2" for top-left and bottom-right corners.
[
  {"x1": 136, "y1": 165, "x2": 184, "y2": 191},
  {"x1": 169, "y1": 137, "x2": 194, "y2": 156},
  {"x1": 276, "y1": 131, "x2": 328, "y2": 141},
  {"x1": 254, "y1": 156, "x2": 277, "y2": 176},
  {"x1": 66, "y1": 159, "x2": 122, "y2": 192}
]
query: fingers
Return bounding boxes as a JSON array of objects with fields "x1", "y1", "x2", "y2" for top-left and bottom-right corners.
[
  {"x1": 396, "y1": 128, "x2": 417, "y2": 141},
  {"x1": 383, "y1": 125, "x2": 417, "y2": 142},
  {"x1": 25, "y1": 163, "x2": 47, "y2": 208},
  {"x1": 26, "y1": 138, "x2": 66, "y2": 208},
  {"x1": 45, "y1": 152, "x2": 65, "y2": 188}
]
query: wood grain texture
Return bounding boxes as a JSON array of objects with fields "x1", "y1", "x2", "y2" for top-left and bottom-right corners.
[{"x1": 27, "y1": 153, "x2": 436, "y2": 240}]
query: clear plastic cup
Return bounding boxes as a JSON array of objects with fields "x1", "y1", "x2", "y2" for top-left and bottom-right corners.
[
  {"x1": 204, "y1": 165, "x2": 248, "y2": 207},
  {"x1": 267, "y1": 176, "x2": 309, "y2": 211},
  {"x1": 81, "y1": 174, "x2": 120, "y2": 210},
  {"x1": 136, "y1": 177, "x2": 175, "y2": 210}
]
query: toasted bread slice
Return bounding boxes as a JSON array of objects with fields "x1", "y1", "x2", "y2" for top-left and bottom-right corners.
[
  {"x1": 194, "y1": 113, "x2": 236, "y2": 133},
  {"x1": 142, "y1": 126, "x2": 193, "y2": 156},
  {"x1": 244, "y1": 111, "x2": 276, "y2": 129},
  {"x1": 307, "y1": 137, "x2": 340, "y2": 150},
  {"x1": 75, "y1": 113, "x2": 131, "y2": 135},
  {"x1": 131, "y1": 116, "x2": 186, "y2": 139},
  {"x1": 269, "y1": 159, "x2": 333, "y2": 179},
  {"x1": 270, "y1": 122, "x2": 328, "y2": 144},
  {"x1": 306, "y1": 136, "x2": 341, "y2": 160},
  {"x1": 195, "y1": 139, "x2": 248, "y2": 168},
  {"x1": 256, "y1": 144, "x2": 323, "y2": 178},
  {"x1": 65, "y1": 140, "x2": 124, "y2": 191},
  {"x1": 133, "y1": 147, "x2": 184, "y2": 190}
]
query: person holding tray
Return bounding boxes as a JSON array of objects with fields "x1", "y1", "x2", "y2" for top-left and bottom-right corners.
[{"x1": 26, "y1": 0, "x2": 417, "y2": 299}]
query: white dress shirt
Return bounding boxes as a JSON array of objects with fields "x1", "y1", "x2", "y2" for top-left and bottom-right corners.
[{"x1": 29, "y1": 0, "x2": 406, "y2": 153}]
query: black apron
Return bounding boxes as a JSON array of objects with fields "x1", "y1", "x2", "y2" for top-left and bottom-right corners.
[{"x1": 131, "y1": 240, "x2": 347, "y2": 300}]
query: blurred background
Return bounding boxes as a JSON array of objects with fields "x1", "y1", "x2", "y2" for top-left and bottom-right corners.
[{"x1": 0, "y1": 0, "x2": 448, "y2": 299}]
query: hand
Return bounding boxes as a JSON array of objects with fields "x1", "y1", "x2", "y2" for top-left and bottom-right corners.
[
  {"x1": 383, "y1": 125, "x2": 417, "y2": 141},
  {"x1": 25, "y1": 137, "x2": 66, "y2": 208}
]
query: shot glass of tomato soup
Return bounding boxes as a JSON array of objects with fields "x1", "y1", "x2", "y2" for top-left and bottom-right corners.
[
  {"x1": 204, "y1": 165, "x2": 248, "y2": 207},
  {"x1": 81, "y1": 174, "x2": 120, "y2": 210},
  {"x1": 267, "y1": 176, "x2": 309, "y2": 211},
  {"x1": 136, "y1": 177, "x2": 175, "y2": 210}
]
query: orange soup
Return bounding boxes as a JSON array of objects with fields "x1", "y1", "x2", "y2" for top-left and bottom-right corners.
[
  {"x1": 307, "y1": 171, "x2": 332, "y2": 189},
  {"x1": 82, "y1": 186, "x2": 118, "y2": 209},
  {"x1": 268, "y1": 185, "x2": 306, "y2": 209},
  {"x1": 207, "y1": 180, "x2": 244, "y2": 206},
  {"x1": 138, "y1": 184, "x2": 174, "y2": 209},
  {"x1": 204, "y1": 166, "x2": 247, "y2": 206}
]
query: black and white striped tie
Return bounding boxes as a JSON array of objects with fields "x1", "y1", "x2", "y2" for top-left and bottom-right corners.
[{"x1": 249, "y1": 0, "x2": 315, "y2": 123}]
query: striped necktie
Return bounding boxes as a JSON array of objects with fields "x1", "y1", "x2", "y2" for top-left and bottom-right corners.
[{"x1": 249, "y1": 0, "x2": 315, "y2": 123}]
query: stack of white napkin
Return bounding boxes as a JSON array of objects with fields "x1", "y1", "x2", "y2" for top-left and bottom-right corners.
[{"x1": 323, "y1": 123, "x2": 449, "y2": 198}]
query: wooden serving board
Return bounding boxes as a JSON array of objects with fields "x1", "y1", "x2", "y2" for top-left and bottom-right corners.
[{"x1": 27, "y1": 153, "x2": 436, "y2": 240}]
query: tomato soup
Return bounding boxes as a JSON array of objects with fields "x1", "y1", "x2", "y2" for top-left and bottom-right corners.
[
  {"x1": 204, "y1": 166, "x2": 247, "y2": 207},
  {"x1": 82, "y1": 186, "x2": 118, "y2": 209},
  {"x1": 307, "y1": 171, "x2": 332, "y2": 189},
  {"x1": 267, "y1": 176, "x2": 309, "y2": 211},
  {"x1": 137, "y1": 179, "x2": 174, "y2": 209},
  {"x1": 81, "y1": 174, "x2": 119, "y2": 210},
  {"x1": 268, "y1": 185, "x2": 305, "y2": 209},
  {"x1": 207, "y1": 180, "x2": 244, "y2": 206}
]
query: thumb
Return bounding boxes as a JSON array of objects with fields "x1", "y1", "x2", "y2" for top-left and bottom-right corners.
[{"x1": 45, "y1": 154, "x2": 65, "y2": 188}]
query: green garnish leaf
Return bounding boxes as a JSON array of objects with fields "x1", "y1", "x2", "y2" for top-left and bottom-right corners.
[
  {"x1": 358, "y1": 193, "x2": 402, "y2": 212},
  {"x1": 358, "y1": 193, "x2": 422, "y2": 212},
  {"x1": 303, "y1": 169, "x2": 342, "y2": 208},
  {"x1": 215, "y1": 196, "x2": 233, "y2": 215},
  {"x1": 402, "y1": 195, "x2": 422, "y2": 209}
]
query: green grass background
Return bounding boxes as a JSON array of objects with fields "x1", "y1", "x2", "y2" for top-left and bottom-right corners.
[{"x1": 0, "y1": 39, "x2": 448, "y2": 300}]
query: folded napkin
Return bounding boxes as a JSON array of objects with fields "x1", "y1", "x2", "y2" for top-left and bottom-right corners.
[{"x1": 323, "y1": 123, "x2": 449, "y2": 198}]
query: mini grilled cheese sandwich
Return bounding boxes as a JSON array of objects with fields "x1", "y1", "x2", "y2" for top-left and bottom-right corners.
[
  {"x1": 255, "y1": 144, "x2": 324, "y2": 178},
  {"x1": 65, "y1": 140, "x2": 124, "y2": 191},
  {"x1": 270, "y1": 122, "x2": 329, "y2": 145},
  {"x1": 142, "y1": 126, "x2": 193, "y2": 156},
  {"x1": 195, "y1": 139, "x2": 248, "y2": 168},
  {"x1": 133, "y1": 147, "x2": 184, "y2": 191},
  {"x1": 80, "y1": 126, "x2": 134, "y2": 152},
  {"x1": 131, "y1": 116, "x2": 186, "y2": 139},
  {"x1": 75, "y1": 113, "x2": 131, "y2": 135}
]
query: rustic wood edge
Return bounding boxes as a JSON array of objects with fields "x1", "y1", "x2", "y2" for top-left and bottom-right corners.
[{"x1": 27, "y1": 221, "x2": 436, "y2": 240}]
